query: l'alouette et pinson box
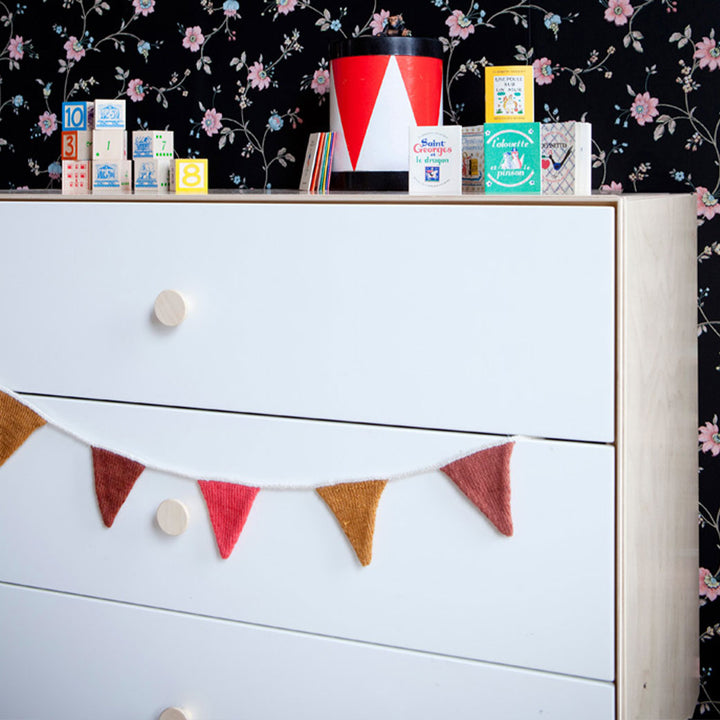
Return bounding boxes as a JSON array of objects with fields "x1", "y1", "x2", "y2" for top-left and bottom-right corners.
[
  {"x1": 540, "y1": 121, "x2": 592, "y2": 195},
  {"x1": 484, "y1": 122, "x2": 541, "y2": 194},
  {"x1": 408, "y1": 126, "x2": 462, "y2": 195}
]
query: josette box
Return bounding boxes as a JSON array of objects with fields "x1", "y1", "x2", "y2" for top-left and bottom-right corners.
[
  {"x1": 484, "y1": 122, "x2": 541, "y2": 194},
  {"x1": 540, "y1": 121, "x2": 592, "y2": 195}
]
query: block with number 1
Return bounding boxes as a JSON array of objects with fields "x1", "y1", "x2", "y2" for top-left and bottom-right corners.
[{"x1": 172, "y1": 159, "x2": 208, "y2": 194}]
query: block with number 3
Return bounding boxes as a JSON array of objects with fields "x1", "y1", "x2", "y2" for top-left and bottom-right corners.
[
  {"x1": 172, "y1": 159, "x2": 208, "y2": 194},
  {"x1": 62, "y1": 130, "x2": 93, "y2": 161}
]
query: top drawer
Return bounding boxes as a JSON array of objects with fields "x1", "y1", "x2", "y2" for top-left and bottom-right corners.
[{"x1": 0, "y1": 200, "x2": 615, "y2": 442}]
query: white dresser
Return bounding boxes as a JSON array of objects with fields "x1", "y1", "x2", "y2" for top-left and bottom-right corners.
[{"x1": 0, "y1": 193, "x2": 698, "y2": 720}]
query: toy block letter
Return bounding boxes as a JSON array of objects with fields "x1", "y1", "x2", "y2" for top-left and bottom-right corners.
[
  {"x1": 93, "y1": 160, "x2": 132, "y2": 195},
  {"x1": 94, "y1": 99, "x2": 126, "y2": 129},
  {"x1": 62, "y1": 101, "x2": 90, "y2": 131},
  {"x1": 62, "y1": 160, "x2": 91, "y2": 195},
  {"x1": 93, "y1": 130, "x2": 127, "y2": 160}
]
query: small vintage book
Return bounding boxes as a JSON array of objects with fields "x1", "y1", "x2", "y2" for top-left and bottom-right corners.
[
  {"x1": 462, "y1": 125, "x2": 485, "y2": 193},
  {"x1": 408, "y1": 125, "x2": 462, "y2": 195},
  {"x1": 485, "y1": 66, "x2": 534, "y2": 123},
  {"x1": 540, "y1": 121, "x2": 592, "y2": 196},
  {"x1": 484, "y1": 122, "x2": 541, "y2": 194},
  {"x1": 299, "y1": 133, "x2": 322, "y2": 191}
]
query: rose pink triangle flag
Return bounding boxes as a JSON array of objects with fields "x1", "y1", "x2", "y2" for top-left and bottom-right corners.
[
  {"x1": 440, "y1": 442, "x2": 515, "y2": 536},
  {"x1": 92, "y1": 447, "x2": 145, "y2": 528},
  {"x1": 198, "y1": 480, "x2": 260, "y2": 559},
  {"x1": 332, "y1": 54, "x2": 390, "y2": 170}
]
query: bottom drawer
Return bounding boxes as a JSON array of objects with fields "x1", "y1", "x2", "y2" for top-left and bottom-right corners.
[{"x1": 0, "y1": 583, "x2": 615, "y2": 720}]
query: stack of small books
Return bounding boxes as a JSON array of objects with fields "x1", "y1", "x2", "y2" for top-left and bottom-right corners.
[{"x1": 299, "y1": 132, "x2": 336, "y2": 193}]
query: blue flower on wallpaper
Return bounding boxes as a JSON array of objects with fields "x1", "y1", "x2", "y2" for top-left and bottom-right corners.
[
  {"x1": 223, "y1": 0, "x2": 240, "y2": 14},
  {"x1": 268, "y1": 113, "x2": 284, "y2": 131}
]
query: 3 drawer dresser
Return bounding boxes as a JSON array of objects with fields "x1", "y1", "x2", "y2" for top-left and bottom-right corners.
[{"x1": 0, "y1": 192, "x2": 697, "y2": 720}]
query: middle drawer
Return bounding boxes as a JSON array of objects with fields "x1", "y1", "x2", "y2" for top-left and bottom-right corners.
[{"x1": 0, "y1": 395, "x2": 615, "y2": 681}]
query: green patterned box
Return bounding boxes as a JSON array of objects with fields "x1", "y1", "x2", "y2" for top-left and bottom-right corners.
[{"x1": 484, "y1": 122, "x2": 541, "y2": 193}]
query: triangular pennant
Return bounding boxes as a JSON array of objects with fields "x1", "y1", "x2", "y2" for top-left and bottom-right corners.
[
  {"x1": 92, "y1": 447, "x2": 145, "y2": 528},
  {"x1": 316, "y1": 479, "x2": 387, "y2": 566},
  {"x1": 198, "y1": 480, "x2": 260, "y2": 559},
  {"x1": 0, "y1": 391, "x2": 47, "y2": 467},
  {"x1": 332, "y1": 55, "x2": 390, "y2": 170},
  {"x1": 395, "y1": 55, "x2": 443, "y2": 126},
  {"x1": 440, "y1": 443, "x2": 515, "y2": 536}
]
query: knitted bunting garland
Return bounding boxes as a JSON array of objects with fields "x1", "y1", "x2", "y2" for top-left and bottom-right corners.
[
  {"x1": 316, "y1": 480, "x2": 388, "y2": 566},
  {"x1": 0, "y1": 391, "x2": 46, "y2": 467},
  {"x1": 92, "y1": 447, "x2": 146, "y2": 528},
  {"x1": 0, "y1": 388, "x2": 516, "y2": 566}
]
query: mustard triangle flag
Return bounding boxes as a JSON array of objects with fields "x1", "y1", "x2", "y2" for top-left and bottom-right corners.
[
  {"x1": 0, "y1": 391, "x2": 47, "y2": 468},
  {"x1": 92, "y1": 447, "x2": 146, "y2": 528},
  {"x1": 316, "y1": 479, "x2": 387, "y2": 567},
  {"x1": 440, "y1": 442, "x2": 515, "y2": 536}
]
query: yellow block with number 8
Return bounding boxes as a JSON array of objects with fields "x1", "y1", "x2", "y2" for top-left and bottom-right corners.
[{"x1": 174, "y1": 158, "x2": 208, "y2": 194}]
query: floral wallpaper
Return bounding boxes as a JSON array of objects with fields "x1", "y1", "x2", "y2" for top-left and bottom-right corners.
[{"x1": 1, "y1": 0, "x2": 719, "y2": 714}]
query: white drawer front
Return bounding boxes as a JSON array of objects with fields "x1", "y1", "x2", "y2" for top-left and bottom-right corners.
[
  {"x1": 0, "y1": 396, "x2": 615, "y2": 681},
  {"x1": 0, "y1": 584, "x2": 615, "y2": 720},
  {"x1": 0, "y1": 201, "x2": 615, "y2": 442}
]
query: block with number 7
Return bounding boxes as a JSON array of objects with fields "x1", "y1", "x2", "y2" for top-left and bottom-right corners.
[{"x1": 172, "y1": 159, "x2": 208, "y2": 194}]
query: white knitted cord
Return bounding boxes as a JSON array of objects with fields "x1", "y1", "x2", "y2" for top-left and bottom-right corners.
[{"x1": 7, "y1": 387, "x2": 517, "y2": 490}]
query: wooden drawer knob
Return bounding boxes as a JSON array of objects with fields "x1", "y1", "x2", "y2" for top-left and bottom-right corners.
[
  {"x1": 154, "y1": 290, "x2": 188, "y2": 327},
  {"x1": 156, "y1": 499, "x2": 190, "y2": 536},
  {"x1": 159, "y1": 708, "x2": 191, "y2": 720}
]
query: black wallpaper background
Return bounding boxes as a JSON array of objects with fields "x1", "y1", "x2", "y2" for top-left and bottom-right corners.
[{"x1": 1, "y1": 1, "x2": 719, "y2": 714}]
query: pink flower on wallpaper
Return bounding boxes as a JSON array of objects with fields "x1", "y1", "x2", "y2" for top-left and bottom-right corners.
[
  {"x1": 248, "y1": 61, "x2": 271, "y2": 90},
  {"x1": 604, "y1": 0, "x2": 633, "y2": 26},
  {"x1": 694, "y1": 36, "x2": 720, "y2": 71},
  {"x1": 701, "y1": 568, "x2": 720, "y2": 601},
  {"x1": 696, "y1": 187, "x2": 720, "y2": 221},
  {"x1": 311, "y1": 68, "x2": 330, "y2": 95},
  {"x1": 202, "y1": 108, "x2": 223, "y2": 136},
  {"x1": 183, "y1": 26, "x2": 204, "y2": 52},
  {"x1": 127, "y1": 78, "x2": 146, "y2": 102},
  {"x1": 600, "y1": 181, "x2": 624, "y2": 193},
  {"x1": 276, "y1": 0, "x2": 298, "y2": 15},
  {"x1": 37, "y1": 111, "x2": 57, "y2": 137},
  {"x1": 630, "y1": 91, "x2": 659, "y2": 125},
  {"x1": 8, "y1": 35, "x2": 24, "y2": 61},
  {"x1": 63, "y1": 36, "x2": 85, "y2": 62},
  {"x1": 533, "y1": 57, "x2": 554, "y2": 85},
  {"x1": 446, "y1": 10, "x2": 475, "y2": 40},
  {"x1": 370, "y1": 10, "x2": 390, "y2": 35},
  {"x1": 132, "y1": 0, "x2": 155, "y2": 16},
  {"x1": 699, "y1": 419, "x2": 720, "y2": 454}
]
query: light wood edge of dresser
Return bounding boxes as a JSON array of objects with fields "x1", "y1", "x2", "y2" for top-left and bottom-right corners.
[{"x1": 615, "y1": 194, "x2": 699, "y2": 720}]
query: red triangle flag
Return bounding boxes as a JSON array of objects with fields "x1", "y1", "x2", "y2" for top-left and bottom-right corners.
[
  {"x1": 395, "y1": 55, "x2": 443, "y2": 126},
  {"x1": 198, "y1": 480, "x2": 260, "y2": 559},
  {"x1": 440, "y1": 442, "x2": 515, "y2": 536},
  {"x1": 92, "y1": 447, "x2": 145, "y2": 528},
  {"x1": 332, "y1": 54, "x2": 390, "y2": 170}
]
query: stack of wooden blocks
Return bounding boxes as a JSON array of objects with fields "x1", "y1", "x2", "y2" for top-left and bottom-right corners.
[{"x1": 61, "y1": 99, "x2": 208, "y2": 195}]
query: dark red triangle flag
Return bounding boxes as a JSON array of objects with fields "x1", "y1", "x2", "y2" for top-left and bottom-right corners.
[
  {"x1": 92, "y1": 447, "x2": 145, "y2": 528},
  {"x1": 198, "y1": 480, "x2": 260, "y2": 559},
  {"x1": 395, "y1": 55, "x2": 443, "y2": 126},
  {"x1": 332, "y1": 54, "x2": 390, "y2": 170},
  {"x1": 440, "y1": 442, "x2": 515, "y2": 536}
]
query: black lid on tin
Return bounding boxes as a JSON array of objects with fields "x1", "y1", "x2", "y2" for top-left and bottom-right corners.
[{"x1": 330, "y1": 36, "x2": 443, "y2": 60}]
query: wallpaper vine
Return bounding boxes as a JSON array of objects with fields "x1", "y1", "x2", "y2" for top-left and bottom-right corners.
[{"x1": 0, "y1": 0, "x2": 718, "y2": 715}]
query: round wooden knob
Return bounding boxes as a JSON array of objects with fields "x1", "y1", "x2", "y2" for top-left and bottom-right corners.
[
  {"x1": 154, "y1": 290, "x2": 188, "y2": 327},
  {"x1": 159, "y1": 709, "x2": 190, "y2": 720},
  {"x1": 156, "y1": 499, "x2": 190, "y2": 536}
]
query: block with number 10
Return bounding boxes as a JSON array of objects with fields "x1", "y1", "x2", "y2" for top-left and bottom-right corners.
[{"x1": 172, "y1": 159, "x2": 208, "y2": 194}]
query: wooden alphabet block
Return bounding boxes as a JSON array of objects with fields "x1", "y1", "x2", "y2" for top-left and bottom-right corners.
[
  {"x1": 132, "y1": 131, "x2": 174, "y2": 160},
  {"x1": 92, "y1": 160, "x2": 132, "y2": 195},
  {"x1": 134, "y1": 159, "x2": 171, "y2": 194},
  {"x1": 62, "y1": 130, "x2": 93, "y2": 161},
  {"x1": 172, "y1": 158, "x2": 208, "y2": 194},
  {"x1": 61, "y1": 160, "x2": 92, "y2": 195},
  {"x1": 93, "y1": 129, "x2": 127, "y2": 160},
  {"x1": 94, "y1": 99, "x2": 126, "y2": 129},
  {"x1": 62, "y1": 101, "x2": 93, "y2": 131}
]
